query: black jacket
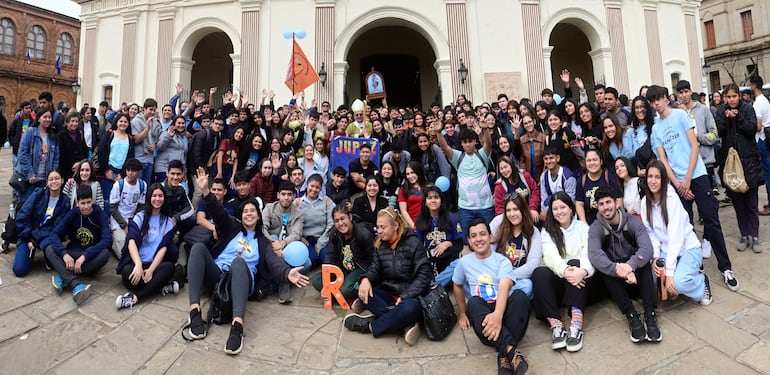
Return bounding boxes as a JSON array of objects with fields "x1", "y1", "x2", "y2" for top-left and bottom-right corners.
[
  {"x1": 715, "y1": 101, "x2": 765, "y2": 188},
  {"x1": 365, "y1": 229, "x2": 432, "y2": 300},
  {"x1": 325, "y1": 222, "x2": 374, "y2": 271},
  {"x1": 188, "y1": 128, "x2": 221, "y2": 172},
  {"x1": 56, "y1": 129, "x2": 89, "y2": 181},
  {"x1": 204, "y1": 193, "x2": 290, "y2": 291}
]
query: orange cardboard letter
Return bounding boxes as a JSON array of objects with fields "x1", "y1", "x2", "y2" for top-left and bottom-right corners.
[{"x1": 321, "y1": 264, "x2": 349, "y2": 309}]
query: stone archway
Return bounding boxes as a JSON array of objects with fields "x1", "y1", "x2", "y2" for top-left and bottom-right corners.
[
  {"x1": 542, "y1": 8, "x2": 611, "y2": 98},
  {"x1": 548, "y1": 23, "x2": 595, "y2": 98},
  {"x1": 172, "y1": 18, "x2": 241, "y2": 102},
  {"x1": 334, "y1": 7, "x2": 451, "y2": 107},
  {"x1": 345, "y1": 25, "x2": 438, "y2": 109}
]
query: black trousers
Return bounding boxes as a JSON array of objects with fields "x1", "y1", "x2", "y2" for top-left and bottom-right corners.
[
  {"x1": 600, "y1": 263, "x2": 656, "y2": 315},
  {"x1": 120, "y1": 261, "x2": 175, "y2": 301},
  {"x1": 466, "y1": 289, "x2": 530, "y2": 355},
  {"x1": 532, "y1": 266, "x2": 600, "y2": 321}
]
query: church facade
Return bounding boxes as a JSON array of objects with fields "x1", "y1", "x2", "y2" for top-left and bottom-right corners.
[{"x1": 74, "y1": 0, "x2": 705, "y2": 109}]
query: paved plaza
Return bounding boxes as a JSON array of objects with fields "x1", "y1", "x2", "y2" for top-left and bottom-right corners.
[{"x1": 1, "y1": 149, "x2": 770, "y2": 374}]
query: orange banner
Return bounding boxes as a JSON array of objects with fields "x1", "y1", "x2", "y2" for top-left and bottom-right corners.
[{"x1": 285, "y1": 39, "x2": 320, "y2": 95}]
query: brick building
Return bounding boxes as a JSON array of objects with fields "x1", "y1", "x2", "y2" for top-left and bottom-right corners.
[{"x1": 0, "y1": 0, "x2": 80, "y2": 128}]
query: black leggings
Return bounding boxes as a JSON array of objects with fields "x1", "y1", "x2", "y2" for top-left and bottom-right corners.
[
  {"x1": 532, "y1": 266, "x2": 602, "y2": 321},
  {"x1": 187, "y1": 242, "x2": 252, "y2": 319},
  {"x1": 120, "y1": 261, "x2": 175, "y2": 301}
]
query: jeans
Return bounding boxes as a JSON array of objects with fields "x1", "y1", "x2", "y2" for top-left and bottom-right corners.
[
  {"x1": 679, "y1": 175, "x2": 731, "y2": 272},
  {"x1": 726, "y1": 187, "x2": 759, "y2": 237},
  {"x1": 140, "y1": 163, "x2": 154, "y2": 185},
  {"x1": 660, "y1": 248, "x2": 704, "y2": 301},
  {"x1": 466, "y1": 290, "x2": 530, "y2": 354},
  {"x1": 457, "y1": 206, "x2": 494, "y2": 243},
  {"x1": 44, "y1": 246, "x2": 110, "y2": 289},
  {"x1": 757, "y1": 139, "x2": 770, "y2": 202},
  {"x1": 13, "y1": 237, "x2": 51, "y2": 277},
  {"x1": 364, "y1": 288, "x2": 422, "y2": 337}
]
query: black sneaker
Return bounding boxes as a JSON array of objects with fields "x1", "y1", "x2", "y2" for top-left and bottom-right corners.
[
  {"x1": 551, "y1": 325, "x2": 567, "y2": 350},
  {"x1": 343, "y1": 313, "x2": 373, "y2": 333},
  {"x1": 566, "y1": 326, "x2": 583, "y2": 352},
  {"x1": 626, "y1": 311, "x2": 646, "y2": 343},
  {"x1": 701, "y1": 274, "x2": 713, "y2": 306},
  {"x1": 508, "y1": 349, "x2": 529, "y2": 375},
  {"x1": 403, "y1": 322, "x2": 420, "y2": 346},
  {"x1": 278, "y1": 282, "x2": 292, "y2": 304},
  {"x1": 350, "y1": 298, "x2": 365, "y2": 314},
  {"x1": 174, "y1": 264, "x2": 186, "y2": 289},
  {"x1": 224, "y1": 321, "x2": 244, "y2": 355},
  {"x1": 0, "y1": 239, "x2": 9, "y2": 253},
  {"x1": 187, "y1": 308, "x2": 207, "y2": 339},
  {"x1": 497, "y1": 351, "x2": 512, "y2": 375},
  {"x1": 645, "y1": 311, "x2": 662, "y2": 342}
]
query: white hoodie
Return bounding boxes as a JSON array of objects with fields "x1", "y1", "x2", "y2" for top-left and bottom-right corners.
[{"x1": 640, "y1": 186, "x2": 700, "y2": 276}]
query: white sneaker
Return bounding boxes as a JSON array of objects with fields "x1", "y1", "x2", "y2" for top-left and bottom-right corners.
[
  {"x1": 701, "y1": 239, "x2": 712, "y2": 259},
  {"x1": 722, "y1": 269, "x2": 739, "y2": 292}
]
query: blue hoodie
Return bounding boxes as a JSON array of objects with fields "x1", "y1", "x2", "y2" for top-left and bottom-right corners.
[{"x1": 48, "y1": 204, "x2": 112, "y2": 260}]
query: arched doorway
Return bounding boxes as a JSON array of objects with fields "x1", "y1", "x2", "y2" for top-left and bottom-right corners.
[
  {"x1": 549, "y1": 22, "x2": 595, "y2": 98},
  {"x1": 345, "y1": 25, "x2": 438, "y2": 109},
  {"x1": 190, "y1": 31, "x2": 233, "y2": 106}
]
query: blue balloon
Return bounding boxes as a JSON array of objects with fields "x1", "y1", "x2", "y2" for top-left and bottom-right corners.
[
  {"x1": 435, "y1": 176, "x2": 450, "y2": 192},
  {"x1": 295, "y1": 29, "x2": 306, "y2": 39},
  {"x1": 282, "y1": 30, "x2": 293, "y2": 39},
  {"x1": 284, "y1": 241, "x2": 309, "y2": 267},
  {"x1": 553, "y1": 93, "x2": 563, "y2": 105},
  {"x1": 3, "y1": 142, "x2": 9, "y2": 148}
]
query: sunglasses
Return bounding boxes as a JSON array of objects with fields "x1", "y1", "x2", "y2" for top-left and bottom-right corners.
[{"x1": 503, "y1": 191, "x2": 521, "y2": 201}]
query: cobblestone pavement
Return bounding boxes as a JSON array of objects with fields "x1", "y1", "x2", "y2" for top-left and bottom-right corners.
[{"x1": 1, "y1": 150, "x2": 769, "y2": 374}]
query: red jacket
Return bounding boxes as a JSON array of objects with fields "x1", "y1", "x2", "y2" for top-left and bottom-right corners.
[{"x1": 493, "y1": 170, "x2": 540, "y2": 215}]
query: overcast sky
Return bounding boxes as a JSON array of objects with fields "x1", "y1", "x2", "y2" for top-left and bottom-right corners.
[{"x1": 17, "y1": 0, "x2": 81, "y2": 19}]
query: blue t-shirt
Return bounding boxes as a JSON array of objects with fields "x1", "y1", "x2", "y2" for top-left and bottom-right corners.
[
  {"x1": 133, "y1": 213, "x2": 175, "y2": 263},
  {"x1": 651, "y1": 109, "x2": 707, "y2": 181},
  {"x1": 452, "y1": 251, "x2": 515, "y2": 302},
  {"x1": 109, "y1": 136, "x2": 129, "y2": 169},
  {"x1": 41, "y1": 196, "x2": 60, "y2": 227},
  {"x1": 450, "y1": 149, "x2": 493, "y2": 210},
  {"x1": 215, "y1": 231, "x2": 261, "y2": 274}
]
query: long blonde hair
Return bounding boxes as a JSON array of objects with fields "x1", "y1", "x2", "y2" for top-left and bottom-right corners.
[{"x1": 375, "y1": 207, "x2": 407, "y2": 249}]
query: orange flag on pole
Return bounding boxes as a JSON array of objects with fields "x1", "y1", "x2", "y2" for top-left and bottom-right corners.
[{"x1": 285, "y1": 39, "x2": 319, "y2": 95}]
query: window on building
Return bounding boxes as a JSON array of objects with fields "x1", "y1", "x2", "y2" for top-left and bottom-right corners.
[
  {"x1": 56, "y1": 33, "x2": 73, "y2": 64},
  {"x1": 0, "y1": 18, "x2": 14, "y2": 55},
  {"x1": 709, "y1": 71, "x2": 721, "y2": 93},
  {"x1": 0, "y1": 96, "x2": 5, "y2": 117},
  {"x1": 103, "y1": 85, "x2": 113, "y2": 106},
  {"x1": 741, "y1": 10, "x2": 753, "y2": 41},
  {"x1": 704, "y1": 20, "x2": 716, "y2": 49},
  {"x1": 670, "y1": 73, "x2": 680, "y2": 93},
  {"x1": 26, "y1": 25, "x2": 45, "y2": 59},
  {"x1": 747, "y1": 64, "x2": 758, "y2": 79}
]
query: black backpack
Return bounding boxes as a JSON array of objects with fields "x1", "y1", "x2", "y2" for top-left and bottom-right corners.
[{"x1": 206, "y1": 271, "x2": 233, "y2": 325}]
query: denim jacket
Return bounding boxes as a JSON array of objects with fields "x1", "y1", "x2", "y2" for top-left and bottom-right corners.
[{"x1": 16, "y1": 127, "x2": 59, "y2": 180}]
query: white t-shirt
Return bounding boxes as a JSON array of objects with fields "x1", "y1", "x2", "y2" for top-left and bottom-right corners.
[
  {"x1": 753, "y1": 94, "x2": 770, "y2": 142},
  {"x1": 109, "y1": 179, "x2": 146, "y2": 231}
]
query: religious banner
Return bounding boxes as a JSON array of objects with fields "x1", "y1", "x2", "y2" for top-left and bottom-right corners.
[
  {"x1": 330, "y1": 136, "x2": 380, "y2": 173},
  {"x1": 365, "y1": 68, "x2": 386, "y2": 100}
]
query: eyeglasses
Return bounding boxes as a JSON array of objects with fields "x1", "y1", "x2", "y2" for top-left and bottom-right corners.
[{"x1": 503, "y1": 191, "x2": 521, "y2": 201}]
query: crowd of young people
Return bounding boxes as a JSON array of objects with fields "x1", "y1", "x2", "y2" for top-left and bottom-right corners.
[{"x1": 2, "y1": 72, "x2": 766, "y2": 374}]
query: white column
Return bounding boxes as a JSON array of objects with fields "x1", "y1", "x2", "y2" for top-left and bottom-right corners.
[
  {"x1": 542, "y1": 46, "x2": 554, "y2": 90},
  {"x1": 230, "y1": 53, "x2": 241, "y2": 89},
  {"x1": 333, "y1": 61, "x2": 349, "y2": 108},
  {"x1": 172, "y1": 57, "x2": 195, "y2": 95},
  {"x1": 589, "y1": 47, "x2": 612, "y2": 87},
  {"x1": 434, "y1": 59, "x2": 453, "y2": 106}
]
